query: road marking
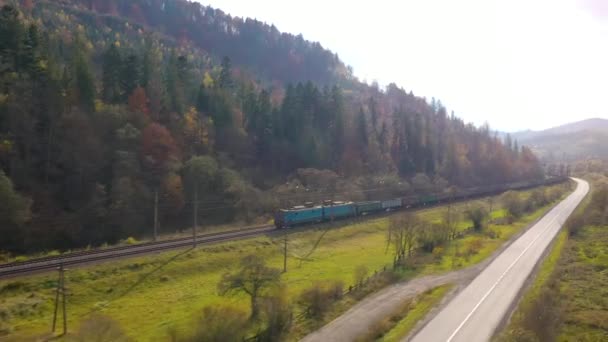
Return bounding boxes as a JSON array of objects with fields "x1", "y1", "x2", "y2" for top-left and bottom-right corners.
[{"x1": 445, "y1": 194, "x2": 577, "y2": 342}]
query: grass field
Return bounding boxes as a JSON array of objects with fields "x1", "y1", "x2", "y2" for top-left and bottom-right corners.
[{"x1": 0, "y1": 183, "x2": 571, "y2": 341}]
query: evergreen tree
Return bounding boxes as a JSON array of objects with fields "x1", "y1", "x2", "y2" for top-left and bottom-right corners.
[
  {"x1": 121, "y1": 53, "x2": 140, "y2": 101},
  {"x1": 102, "y1": 43, "x2": 122, "y2": 103},
  {"x1": 218, "y1": 56, "x2": 233, "y2": 89}
]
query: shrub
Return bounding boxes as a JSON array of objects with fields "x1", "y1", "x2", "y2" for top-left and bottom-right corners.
[
  {"x1": 502, "y1": 191, "x2": 524, "y2": 221},
  {"x1": 465, "y1": 238, "x2": 483, "y2": 256},
  {"x1": 258, "y1": 289, "x2": 293, "y2": 342},
  {"x1": 298, "y1": 281, "x2": 344, "y2": 320},
  {"x1": 125, "y1": 237, "x2": 138, "y2": 245},
  {"x1": 466, "y1": 206, "x2": 488, "y2": 232},
  {"x1": 177, "y1": 306, "x2": 249, "y2": 342}
]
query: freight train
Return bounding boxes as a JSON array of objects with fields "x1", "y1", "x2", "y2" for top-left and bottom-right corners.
[{"x1": 273, "y1": 177, "x2": 568, "y2": 228}]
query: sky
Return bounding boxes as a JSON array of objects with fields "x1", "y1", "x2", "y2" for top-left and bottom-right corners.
[{"x1": 199, "y1": 0, "x2": 608, "y2": 132}]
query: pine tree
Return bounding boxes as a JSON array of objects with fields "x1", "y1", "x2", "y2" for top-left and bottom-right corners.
[
  {"x1": 218, "y1": 56, "x2": 233, "y2": 89},
  {"x1": 102, "y1": 43, "x2": 122, "y2": 103},
  {"x1": 121, "y1": 53, "x2": 140, "y2": 101}
]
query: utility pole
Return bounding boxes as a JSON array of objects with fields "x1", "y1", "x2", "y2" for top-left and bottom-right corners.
[
  {"x1": 283, "y1": 235, "x2": 288, "y2": 273},
  {"x1": 193, "y1": 186, "x2": 198, "y2": 247},
  {"x1": 153, "y1": 189, "x2": 159, "y2": 241},
  {"x1": 52, "y1": 264, "x2": 67, "y2": 335}
]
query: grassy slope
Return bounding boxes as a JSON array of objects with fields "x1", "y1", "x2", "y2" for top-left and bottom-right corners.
[
  {"x1": 0, "y1": 184, "x2": 570, "y2": 341},
  {"x1": 559, "y1": 225, "x2": 608, "y2": 341}
]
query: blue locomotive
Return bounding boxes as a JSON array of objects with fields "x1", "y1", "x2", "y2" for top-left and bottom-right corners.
[{"x1": 274, "y1": 199, "x2": 402, "y2": 228}]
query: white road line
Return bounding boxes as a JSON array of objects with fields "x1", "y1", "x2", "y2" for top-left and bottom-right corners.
[{"x1": 445, "y1": 197, "x2": 571, "y2": 342}]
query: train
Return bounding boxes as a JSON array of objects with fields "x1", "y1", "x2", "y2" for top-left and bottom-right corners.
[{"x1": 273, "y1": 177, "x2": 568, "y2": 228}]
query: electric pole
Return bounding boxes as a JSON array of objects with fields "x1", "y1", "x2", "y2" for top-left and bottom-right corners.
[
  {"x1": 153, "y1": 189, "x2": 159, "y2": 241},
  {"x1": 283, "y1": 235, "x2": 288, "y2": 273},
  {"x1": 193, "y1": 186, "x2": 198, "y2": 247},
  {"x1": 52, "y1": 264, "x2": 67, "y2": 335}
]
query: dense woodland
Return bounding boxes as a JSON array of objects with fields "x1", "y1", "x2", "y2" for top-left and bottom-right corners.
[{"x1": 0, "y1": 0, "x2": 544, "y2": 253}]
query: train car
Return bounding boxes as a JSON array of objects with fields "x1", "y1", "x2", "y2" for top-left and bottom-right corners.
[
  {"x1": 356, "y1": 201, "x2": 383, "y2": 215},
  {"x1": 323, "y1": 202, "x2": 356, "y2": 221},
  {"x1": 381, "y1": 198, "x2": 402, "y2": 211},
  {"x1": 274, "y1": 206, "x2": 324, "y2": 228},
  {"x1": 419, "y1": 194, "x2": 438, "y2": 206}
]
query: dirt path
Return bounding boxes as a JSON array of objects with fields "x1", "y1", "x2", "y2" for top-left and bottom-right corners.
[{"x1": 300, "y1": 200, "x2": 560, "y2": 342}]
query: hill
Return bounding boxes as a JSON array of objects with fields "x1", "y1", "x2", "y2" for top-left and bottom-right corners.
[
  {"x1": 512, "y1": 118, "x2": 608, "y2": 161},
  {"x1": 0, "y1": 1, "x2": 543, "y2": 253}
]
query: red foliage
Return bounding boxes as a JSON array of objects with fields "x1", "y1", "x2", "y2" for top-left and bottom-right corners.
[
  {"x1": 21, "y1": 0, "x2": 34, "y2": 11},
  {"x1": 128, "y1": 86, "x2": 150, "y2": 116},
  {"x1": 140, "y1": 123, "x2": 178, "y2": 167}
]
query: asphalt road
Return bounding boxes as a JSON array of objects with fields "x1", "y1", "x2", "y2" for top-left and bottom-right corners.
[{"x1": 409, "y1": 178, "x2": 588, "y2": 342}]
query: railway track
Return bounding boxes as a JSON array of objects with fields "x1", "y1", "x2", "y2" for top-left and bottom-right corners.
[{"x1": 0, "y1": 225, "x2": 274, "y2": 279}]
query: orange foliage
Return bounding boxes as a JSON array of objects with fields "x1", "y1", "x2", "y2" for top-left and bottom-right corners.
[
  {"x1": 140, "y1": 123, "x2": 178, "y2": 166},
  {"x1": 128, "y1": 86, "x2": 150, "y2": 116}
]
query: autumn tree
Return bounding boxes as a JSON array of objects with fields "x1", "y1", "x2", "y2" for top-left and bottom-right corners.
[{"x1": 128, "y1": 86, "x2": 150, "y2": 118}]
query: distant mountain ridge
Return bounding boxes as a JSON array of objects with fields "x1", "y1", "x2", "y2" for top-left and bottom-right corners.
[{"x1": 512, "y1": 118, "x2": 608, "y2": 161}]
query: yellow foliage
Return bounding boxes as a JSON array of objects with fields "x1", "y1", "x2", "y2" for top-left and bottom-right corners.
[
  {"x1": 183, "y1": 107, "x2": 211, "y2": 149},
  {"x1": 202, "y1": 72, "x2": 214, "y2": 88}
]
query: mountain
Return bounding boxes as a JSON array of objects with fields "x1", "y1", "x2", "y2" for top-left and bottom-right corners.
[
  {"x1": 0, "y1": 0, "x2": 544, "y2": 253},
  {"x1": 512, "y1": 118, "x2": 608, "y2": 161}
]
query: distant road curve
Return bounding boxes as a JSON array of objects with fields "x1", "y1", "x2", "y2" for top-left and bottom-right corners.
[
  {"x1": 409, "y1": 178, "x2": 588, "y2": 342},
  {"x1": 0, "y1": 225, "x2": 273, "y2": 279}
]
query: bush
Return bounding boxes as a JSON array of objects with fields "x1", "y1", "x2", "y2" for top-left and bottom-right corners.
[
  {"x1": 466, "y1": 206, "x2": 488, "y2": 232},
  {"x1": 566, "y1": 212, "x2": 586, "y2": 237},
  {"x1": 465, "y1": 238, "x2": 483, "y2": 256},
  {"x1": 502, "y1": 191, "x2": 524, "y2": 221},
  {"x1": 176, "y1": 306, "x2": 249, "y2": 342},
  {"x1": 298, "y1": 281, "x2": 343, "y2": 320},
  {"x1": 124, "y1": 237, "x2": 138, "y2": 245},
  {"x1": 258, "y1": 289, "x2": 293, "y2": 342}
]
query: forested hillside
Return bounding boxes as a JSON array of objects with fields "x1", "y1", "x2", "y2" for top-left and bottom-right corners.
[{"x1": 0, "y1": 0, "x2": 544, "y2": 253}]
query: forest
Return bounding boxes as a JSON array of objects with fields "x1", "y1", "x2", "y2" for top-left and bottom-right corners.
[{"x1": 0, "y1": 0, "x2": 544, "y2": 253}]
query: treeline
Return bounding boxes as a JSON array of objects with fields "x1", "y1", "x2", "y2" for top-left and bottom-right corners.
[{"x1": 0, "y1": 3, "x2": 543, "y2": 253}]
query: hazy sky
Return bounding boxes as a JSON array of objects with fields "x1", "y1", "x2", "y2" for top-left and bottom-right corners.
[{"x1": 199, "y1": 0, "x2": 608, "y2": 132}]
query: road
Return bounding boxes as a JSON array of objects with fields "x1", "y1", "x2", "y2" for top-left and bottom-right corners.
[{"x1": 409, "y1": 178, "x2": 588, "y2": 342}]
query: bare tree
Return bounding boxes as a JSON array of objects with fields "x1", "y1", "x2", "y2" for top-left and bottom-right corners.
[
  {"x1": 387, "y1": 213, "x2": 421, "y2": 258},
  {"x1": 218, "y1": 255, "x2": 282, "y2": 319},
  {"x1": 442, "y1": 206, "x2": 460, "y2": 240}
]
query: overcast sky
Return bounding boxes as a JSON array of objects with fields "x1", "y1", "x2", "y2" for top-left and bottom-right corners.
[{"x1": 199, "y1": 0, "x2": 608, "y2": 132}]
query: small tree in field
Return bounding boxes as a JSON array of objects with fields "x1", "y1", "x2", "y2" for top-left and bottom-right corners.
[
  {"x1": 502, "y1": 191, "x2": 524, "y2": 221},
  {"x1": 218, "y1": 255, "x2": 281, "y2": 319},
  {"x1": 387, "y1": 212, "x2": 421, "y2": 258},
  {"x1": 466, "y1": 206, "x2": 488, "y2": 232}
]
